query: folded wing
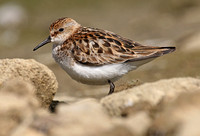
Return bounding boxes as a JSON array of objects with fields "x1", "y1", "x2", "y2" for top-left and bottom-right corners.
[{"x1": 71, "y1": 27, "x2": 175, "y2": 66}]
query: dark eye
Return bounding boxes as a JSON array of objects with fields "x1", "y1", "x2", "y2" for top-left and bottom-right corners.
[{"x1": 59, "y1": 28, "x2": 64, "y2": 32}]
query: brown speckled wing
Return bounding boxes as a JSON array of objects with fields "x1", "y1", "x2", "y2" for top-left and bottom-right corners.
[{"x1": 71, "y1": 27, "x2": 175, "y2": 66}]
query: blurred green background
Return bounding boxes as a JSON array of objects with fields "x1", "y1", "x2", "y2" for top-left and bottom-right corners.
[{"x1": 0, "y1": 0, "x2": 200, "y2": 97}]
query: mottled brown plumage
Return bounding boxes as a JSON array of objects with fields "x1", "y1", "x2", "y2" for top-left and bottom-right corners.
[
  {"x1": 59, "y1": 26, "x2": 175, "y2": 66},
  {"x1": 33, "y1": 17, "x2": 176, "y2": 95}
]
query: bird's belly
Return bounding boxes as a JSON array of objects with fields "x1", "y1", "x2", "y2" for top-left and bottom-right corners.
[{"x1": 58, "y1": 59, "x2": 136, "y2": 85}]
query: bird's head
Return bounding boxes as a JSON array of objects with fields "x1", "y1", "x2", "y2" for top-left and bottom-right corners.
[{"x1": 33, "y1": 17, "x2": 80, "y2": 51}]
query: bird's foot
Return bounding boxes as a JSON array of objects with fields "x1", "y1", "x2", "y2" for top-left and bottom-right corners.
[{"x1": 108, "y1": 80, "x2": 115, "y2": 95}]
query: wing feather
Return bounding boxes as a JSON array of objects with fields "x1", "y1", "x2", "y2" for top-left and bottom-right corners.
[{"x1": 71, "y1": 27, "x2": 175, "y2": 66}]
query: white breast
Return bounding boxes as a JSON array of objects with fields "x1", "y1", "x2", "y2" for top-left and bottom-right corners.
[
  {"x1": 71, "y1": 62, "x2": 137, "y2": 85},
  {"x1": 59, "y1": 58, "x2": 137, "y2": 85}
]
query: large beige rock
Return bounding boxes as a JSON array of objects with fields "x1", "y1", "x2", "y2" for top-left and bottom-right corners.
[
  {"x1": 49, "y1": 99, "x2": 114, "y2": 136},
  {"x1": 1, "y1": 77, "x2": 200, "y2": 136},
  {"x1": 49, "y1": 98, "x2": 149, "y2": 136},
  {"x1": 0, "y1": 79, "x2": 39, "y2": 136},
  {"x1": 101, "y1": 77, "x2": 200, "y2": 116},
  {"x1": 27, "y1": 98, "x2": 151, "y2": 136},
  {"x1": 24, "y1": 98, "x2": 151, "y2": 136},
  {"x1": 0, "y1": 59, "x2": 58, "y2": 108},
  {"x1": 148, "y1": 91, "x2": 200, "y2": 136},
  {"x1": 94, "y1": 126, "x2": 134, "y2": 136},
  {"x1": 13, "y1": 110, "x2": 50, "y2": 136},
  {"x1": 112, "y1": 111, "x2": 152, "y2": 136}
]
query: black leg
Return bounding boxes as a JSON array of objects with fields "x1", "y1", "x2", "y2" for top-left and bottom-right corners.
[{"x1": 108, "y1": 80, "x2": 115, "y2": 95}]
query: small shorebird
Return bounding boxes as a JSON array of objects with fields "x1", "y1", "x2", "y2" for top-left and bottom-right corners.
[{"x1": 33, "y1": 17, "x2": 175, "y2": 95}]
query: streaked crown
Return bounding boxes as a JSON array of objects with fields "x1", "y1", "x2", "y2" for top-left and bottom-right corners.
[{"x1": 49, "y1": 17, "x2": 81, "y2": 44}]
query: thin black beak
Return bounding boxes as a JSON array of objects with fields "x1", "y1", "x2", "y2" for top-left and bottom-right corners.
[{"x1": 33, "y1": 36, "x2": 51, "y2": 51}]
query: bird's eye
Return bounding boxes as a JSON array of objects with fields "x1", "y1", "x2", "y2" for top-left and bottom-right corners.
[{"x1": 59, "y1": 28, "x2": 64, "y2": 32}]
